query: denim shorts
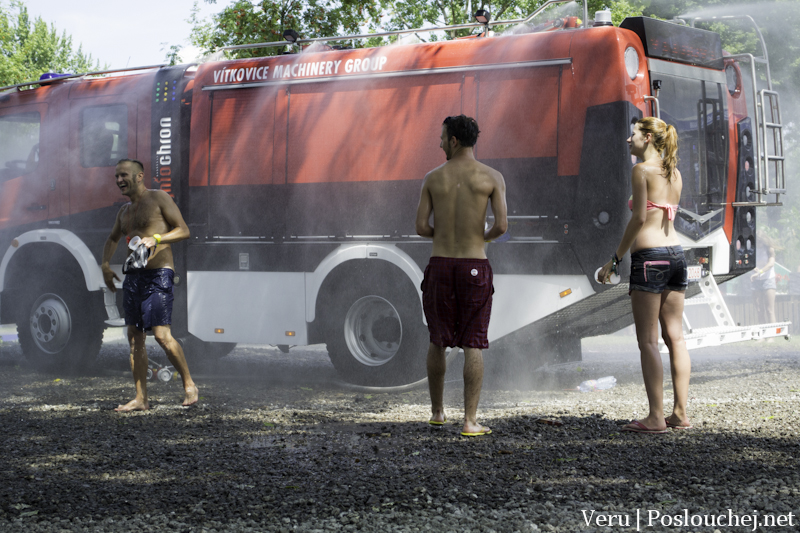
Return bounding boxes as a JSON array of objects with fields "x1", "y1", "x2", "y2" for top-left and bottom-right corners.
[
  {"x1": 629, "y1": 246, "x2": 688, "y2": 294},
  {"x1": 752, "y1": 276, "x2": 777, "y2": 292}
]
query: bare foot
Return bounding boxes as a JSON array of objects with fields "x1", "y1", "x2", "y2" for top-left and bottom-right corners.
[
  {"x1": 622, "y1": 420, "x2": 667, "y2": 434},
  {"x1": 114, "y1": 399, "x2": 149, "y2": 412},
  {"x1": 665, "y1": 415, "x2": 693, "y2": 429},
  {"x1": 461, "y1": 423, "x2": 491, "y2": 436},
  {"x1": 182, "y1": 385, "x2": 199, "y2": 407},
  {"x1": 635, "y1": 415, "x2": 668, "y2": 432},
  {"x1": 429, "y1": 410, "x2": 446, "y2": 425}
]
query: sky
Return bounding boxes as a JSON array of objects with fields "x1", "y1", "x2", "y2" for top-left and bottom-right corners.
[{"x1": 25, "y1": 0, "x2": 230, "y2": 70}]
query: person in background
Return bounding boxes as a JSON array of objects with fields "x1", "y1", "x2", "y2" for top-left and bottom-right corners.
[{"x1": 751, "y1": 232, "x2": 777, "y2": 331}]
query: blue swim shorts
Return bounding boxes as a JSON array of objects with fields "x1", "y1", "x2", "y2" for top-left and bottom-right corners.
[
  {"x1": 122, "y1": 268, "x2": 175, "y2": 331},
  {"x1": 629, "y1": 246, "x2": 688, "y2": 294}
]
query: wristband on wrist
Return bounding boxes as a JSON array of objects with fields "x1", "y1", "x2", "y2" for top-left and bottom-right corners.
[
  {"x1": 153, "y1": 234, "x2": 162, "y2": 245},
  {"x1": 611, "y1": 253, "x2": 621, "y2": 275}
]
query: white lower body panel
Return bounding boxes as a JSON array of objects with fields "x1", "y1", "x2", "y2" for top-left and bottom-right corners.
[
  {"x1": 187, "y1": 271, "x2": 307, "y2": 344},
  {"x1": 488, "y1": 274, "x2": 595, "y2": 342},
  {"x1": 186, "y1": 271, "x2": 596, "y2": 347}
]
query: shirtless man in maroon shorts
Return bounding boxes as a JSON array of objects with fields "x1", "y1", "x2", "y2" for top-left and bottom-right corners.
[{"x1": 415, "y1": 115, "x2": 507, "y2": 436}]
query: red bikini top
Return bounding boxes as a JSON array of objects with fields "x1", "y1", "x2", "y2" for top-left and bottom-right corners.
[{"x1": 628, "y1": 198, "x2": 679, "y2": 221}]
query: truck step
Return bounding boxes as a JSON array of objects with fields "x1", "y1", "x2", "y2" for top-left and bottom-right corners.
[{"x1": 660, "y1": 322, "x2": 790, "y2": 353}]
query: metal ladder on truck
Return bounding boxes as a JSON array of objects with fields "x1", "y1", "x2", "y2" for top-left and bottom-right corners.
[
  {"x1": 692, "y1": 14, "x2": 786, "y2": 206},
  {"x1": 659, "y1": 270, "x2": 790, "y2": 353},
  {"x1": 662, "y1": 15, "x2": 790, "y2": 353}
]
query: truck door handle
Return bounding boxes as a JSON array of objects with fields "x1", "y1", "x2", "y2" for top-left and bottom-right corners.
[{"x1": 26, "y1": 203, "x2": 47, "y2": 211}]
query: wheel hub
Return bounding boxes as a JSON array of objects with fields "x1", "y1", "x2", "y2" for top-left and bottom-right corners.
[
  {"x1": 343, "y1": 296, "x2": 403, "y2": 367},
  {"x1": 29, "y1": 293, "x2": 72, "y2": 354}
]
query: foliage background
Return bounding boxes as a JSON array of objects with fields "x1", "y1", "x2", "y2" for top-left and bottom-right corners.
[{"x1": 0, "y1": 0, "x2": 101, "y2": 86}]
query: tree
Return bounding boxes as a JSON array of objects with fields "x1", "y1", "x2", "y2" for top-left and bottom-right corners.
[
  {"x1": 0, "y1": 0, "x2": 102, "y2": 86},
  {"x1": 185, "y1": 0, "x2": 388, "y2": 59},
  {"x1": 184, "y1": 0, "x2": 644, "y2": 59}
]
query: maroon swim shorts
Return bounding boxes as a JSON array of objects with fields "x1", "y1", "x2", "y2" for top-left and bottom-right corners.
[{"x1": 421, "y1": 257, "x2": 494, "y2": 349}]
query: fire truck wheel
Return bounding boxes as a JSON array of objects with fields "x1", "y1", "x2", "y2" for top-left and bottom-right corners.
[
  {"x1": 324, "y1": 283, "x2": 427, "y2": 387},
  {"x1": 16, "y1": 280, "x2": 104, "y2": 372}
]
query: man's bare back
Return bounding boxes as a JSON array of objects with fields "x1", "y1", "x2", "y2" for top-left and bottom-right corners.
[{"x1": 416, "y1": 124, "x2": 507, "y2": 258}]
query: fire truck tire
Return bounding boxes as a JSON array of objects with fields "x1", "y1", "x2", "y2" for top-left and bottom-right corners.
[
  {"x1": 16, "y1": 278, "x2": 104, "y2": 372},
  {"x1": 324, "y1": 280, "x2": 427, "y2": 387}
]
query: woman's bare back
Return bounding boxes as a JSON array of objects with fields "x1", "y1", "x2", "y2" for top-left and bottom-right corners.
[{"x1": 632, "y1": 162, "x2": 683, "y2": 252}]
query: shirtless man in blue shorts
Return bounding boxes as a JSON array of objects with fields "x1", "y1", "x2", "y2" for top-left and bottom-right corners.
[
  {"x1": 415, "y1": 115, "x2": 507, "y2": 436},
  {"x1": 101, "y1": 159, "x2": 198, "y2": 411}
]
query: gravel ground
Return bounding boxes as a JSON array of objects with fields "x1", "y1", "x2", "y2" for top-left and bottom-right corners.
[{"x1": 1, "y1": 330, "x2": 799, "y2": 532}]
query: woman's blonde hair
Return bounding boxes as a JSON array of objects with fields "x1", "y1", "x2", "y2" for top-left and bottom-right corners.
[{"x1": 636, "y1": 117, "x2": 679, "y2": 180}]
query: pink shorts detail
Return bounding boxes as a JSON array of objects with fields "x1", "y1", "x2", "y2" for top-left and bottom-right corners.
[{"x1": 421, "y1": 257, "x2": 494, "y2": 349}]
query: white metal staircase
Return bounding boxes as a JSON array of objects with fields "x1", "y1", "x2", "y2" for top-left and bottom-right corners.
[{"x1": 659, "y1": 271, "x2": 790, "y2": 353}]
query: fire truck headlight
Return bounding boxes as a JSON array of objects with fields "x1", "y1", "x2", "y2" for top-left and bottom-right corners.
[{"x1": 624, "y1": 47, "x2": 639, "y2": 80}]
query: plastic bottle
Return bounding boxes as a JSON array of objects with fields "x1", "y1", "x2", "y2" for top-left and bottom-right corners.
[{"x1": 578, "y1": 376, "x2": 616, "y2": 392}]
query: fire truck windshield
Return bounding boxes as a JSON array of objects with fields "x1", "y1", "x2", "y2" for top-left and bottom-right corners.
[{"x1": 658, "y1": 74, "x2": 728, "y2": 241}]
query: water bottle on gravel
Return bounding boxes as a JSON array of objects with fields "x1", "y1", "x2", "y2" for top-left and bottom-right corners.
[{"x1": 578, "y1": 376, "x2": 616, "y2": 392}]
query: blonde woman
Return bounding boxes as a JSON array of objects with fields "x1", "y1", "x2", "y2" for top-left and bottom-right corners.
[{"x1": 598, "y1": 117, "x2": 691, "y2": 433}]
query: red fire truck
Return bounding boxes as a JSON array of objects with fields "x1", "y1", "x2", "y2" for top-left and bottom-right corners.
[{"x1": 0, "y1": 2, "x2": 785, "y2": 385}]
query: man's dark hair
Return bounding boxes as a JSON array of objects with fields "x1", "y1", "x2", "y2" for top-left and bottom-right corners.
[
  {"x1": 443, "y1": 115, "x2": 480, "y2": 147},
  {"x1": 117, "y1": 158, "x2": 144, "y2": 175}
]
